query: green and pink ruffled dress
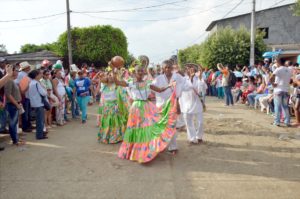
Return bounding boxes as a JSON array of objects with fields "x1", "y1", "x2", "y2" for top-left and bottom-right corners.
[
  {"x1": 118, "y1": 80, "x2": 177, "y2": 163},
  {"x1": 98, "y1": 84, "x2": 128, "y2": 144}
]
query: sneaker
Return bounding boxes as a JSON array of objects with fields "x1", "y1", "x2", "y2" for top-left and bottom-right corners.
[
  {"x1": 197, "y1": 139, "x2": 204, "y2": 143},
  {"x1": 0, "y1": 129, "x2": 9, "y2": 134},
  {"x1": 188, "y1": 140, "x2": 198, "y2": 145},
  {"x1": 36, "y1": 136, "x2": 48, "y2": 140},
  {"x1": 284, "y1": 123, "x2": 291, "y2": 127},
  {"x1": 272, "y1": 122, "x2": 280, "y2": 127}
]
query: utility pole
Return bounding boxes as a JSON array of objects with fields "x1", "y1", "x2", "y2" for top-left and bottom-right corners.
[
  {"x1": 250, "y1": 0, "x2": 256, "y2": 67},
  {"x1": 66, "y1": 0, "x2": 73, "y2": 68}
]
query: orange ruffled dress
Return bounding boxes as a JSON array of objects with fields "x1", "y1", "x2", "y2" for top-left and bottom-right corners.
[{"x1": 118, "y1": 80, "x2": 177, "y2": 163}]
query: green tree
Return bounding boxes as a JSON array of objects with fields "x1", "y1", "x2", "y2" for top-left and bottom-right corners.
[
  {"x1": 178, "y1": 44, "x2": 203, "y2": 67},
  {"x1": 178, "y1": 26, "x2": 267, "y2": 69},
  {"x1": 20, "y1": 43, "x2": 56, "y2": 53},
  {"x1": 292, "y1": 0, "x2": 300, "y2": 16},
  {"x1": 56, "y1": 25, "x2": 128, "y2": 65},
  {"x1": 126, "y1": 53, "x2": 136, "y2": 66},
  {"x1": 0, "y1": 44, "x2": 7, "y2": 53}
]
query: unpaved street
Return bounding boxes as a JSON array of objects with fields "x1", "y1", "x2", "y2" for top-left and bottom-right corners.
[{"x1": 1, "y1": 97, "x2": 300, "y2": 199}]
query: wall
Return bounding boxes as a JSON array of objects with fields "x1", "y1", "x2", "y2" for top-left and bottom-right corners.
[{"x1": 214, "y1": 5, "x2": 300, "y2": 48}]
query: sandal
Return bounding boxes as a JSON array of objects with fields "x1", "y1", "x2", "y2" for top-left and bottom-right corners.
[{"x1": 167, "y1": 149, "x2": 178, "y2": 155}]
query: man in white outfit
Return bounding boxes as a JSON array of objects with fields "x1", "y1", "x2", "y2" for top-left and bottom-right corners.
[
  {"x1": 179, "y1": 64, "x2": 204, "y2": 144},
  {"x1": 152, "y1": 60, "x2": 185, "y2": 153}
]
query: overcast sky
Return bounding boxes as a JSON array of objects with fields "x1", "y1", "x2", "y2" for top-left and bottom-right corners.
[{"x1": 0, "y1": 0, "x2": 295, "y2": 63}]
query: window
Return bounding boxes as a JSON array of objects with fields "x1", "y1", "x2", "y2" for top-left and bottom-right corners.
[{"x1": 258, "y1": 27, "x2": 269, "y2": 39}]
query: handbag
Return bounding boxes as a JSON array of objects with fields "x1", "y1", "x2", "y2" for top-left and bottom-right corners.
[{"x1": 36, "y1": 83, "x2": 51, "y2": 111}]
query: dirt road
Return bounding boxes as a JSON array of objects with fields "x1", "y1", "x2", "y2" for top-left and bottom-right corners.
[{"x1": 0, "y1": 97, "x2": 299, "y2": 199}]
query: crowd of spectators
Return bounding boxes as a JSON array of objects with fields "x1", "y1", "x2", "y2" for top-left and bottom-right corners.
[
  {"x1": 204, "y1": 58, "x2": 300, "y2": 128},
  {"x1": 0, "y1": 58, "x2": 99, "y2": 151}
]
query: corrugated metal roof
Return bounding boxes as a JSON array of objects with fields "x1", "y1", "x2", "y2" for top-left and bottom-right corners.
[{"x1": 3, "y1": 50, "x2": 61, "y2": 61}]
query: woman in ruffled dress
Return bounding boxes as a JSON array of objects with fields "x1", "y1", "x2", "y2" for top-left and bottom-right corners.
[
  {"x1": 97, "y1": 69, "x2": 127, "y2": 144},
  {"x1": 107, "y1": 62, "x2": 178, "y2": 163}
]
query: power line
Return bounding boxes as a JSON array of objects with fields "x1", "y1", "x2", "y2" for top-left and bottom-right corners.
[
  {"x1": 74, "y1": 0, "x2": 188, "y2": 13},
  {"x1": 151, "y1": 0, "x2": 195, "y2": 10},
  {"x1": 73, "y1": 0, "x2": 234, "y2": 22},
  {"x1": 0, "y1": 12, "x2": 66, "y2": 23},
  {"x1": 183, "y1": 0, "x2": 245, "y2": 49},
  {"x1": 186, "y1": 32, "x2": 208, "y2": 46},
  {"x1": 184, "y1": 0, "x2": 245, "y2": 46},
  {"x1": 222, "y1": 0, "x2": 245, "y2": 19},
  {"x1": 0, "y1": 14, "x2": 64, "y2": 30},
  {"x1": 270, "y1": 0, "x2": 288, "y2": 8}
]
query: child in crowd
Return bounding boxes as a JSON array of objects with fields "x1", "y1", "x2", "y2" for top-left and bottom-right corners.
[
  {"x1": 232, "y1": 77, "x2": 242, "y2": 102},
  {"x1": 241, "y1": 76, "x2": 256, "y2": 104}
]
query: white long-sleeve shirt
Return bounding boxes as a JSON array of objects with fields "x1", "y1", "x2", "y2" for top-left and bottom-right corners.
[
  {"x1": 179, "y1": 75, "x2": 203, "y2": 114},
  {"x1": 152, "y1": 73, "x2": 185, "y2": 108}
]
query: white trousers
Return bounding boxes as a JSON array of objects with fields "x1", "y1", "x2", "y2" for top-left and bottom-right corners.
[
  {"x1": 183, "y1": 113, "x2": 204, "y2": 142},
  {"x1": 56, "y1": 95, "x2": 65, "y2": 125},
  {"x1": 176, "y1": 114, "x2": 185, "y2": 128},
  {"x1": 168, "y1": 131, "x2": 178, "y2": 151}
]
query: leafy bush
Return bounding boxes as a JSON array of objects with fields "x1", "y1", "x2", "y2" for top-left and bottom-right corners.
[{"x1": 178, "y1": 26, "x2": 267, "y2": 69}]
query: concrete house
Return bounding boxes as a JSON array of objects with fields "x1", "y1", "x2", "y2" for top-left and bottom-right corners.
[{"x1": 206, "y1": 3, "x2": 300, "y2": 51}]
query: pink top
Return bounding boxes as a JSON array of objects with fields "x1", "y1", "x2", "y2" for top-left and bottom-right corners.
[
  {"x1": 257, "y1": 84, "x2": 265, "y2": 93},
  {"x1": 247, "y1": 84, "x2": 256, "y2": 92},
  {"x1": 235, "y1": 81, "x2": 242, "y2": 89}
]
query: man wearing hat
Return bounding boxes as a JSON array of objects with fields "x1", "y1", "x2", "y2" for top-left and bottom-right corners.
[{"x1": 15, "y1": 61, "x2": 32, "y2": 132}]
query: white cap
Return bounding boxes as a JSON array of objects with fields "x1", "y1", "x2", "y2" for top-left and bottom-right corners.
[{"x1": 70, "y1": 64, "x2": 79, "y2": 72}]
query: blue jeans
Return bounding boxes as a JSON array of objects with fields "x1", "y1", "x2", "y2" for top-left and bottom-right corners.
[
  {"x1": 207, "y1": 84, "x2": 211, "y2": 96},
  {"x1": 35, "y1": 107, "x2": 45, "y2": 139},
  {"x1": 77, "y1": 96, "x2": 90, "y2": 121},
  {"x1": 268, "y1": 100, "x2": 275, "y2": 113},
  {"x1": 274, "y1": 92, "x2": 290, "y2": 125},
  {"x1": 0, "y1": 109, "x2": 7, "y2": 132},
  {"x1": 224, "y1": 86, "x2": 234, "y2": 105},
  {"x1": 254, "y1": 94, "x2": 268, "y2": 105},
  {"x1": 211, "y1": 85, "x2": 217, "y2": 97},
  {"x1": 22, "y1": 98, "x2": 31, "y2": 131},
  {"x1": 0, "y1": 96, "x2": 7, "y2": 132},
  {"x1": 247, "y1": 93, "x2": 257, "y2": 106},
  {"x1": 6, "y1": 103, "x2": 19, "y2": 144},
  {"x1": 71, "y1": 97, "x2": 80, "y2": 118},
  {"x1": 248, "y1": 93, "x2": 268, "y2": 106}
]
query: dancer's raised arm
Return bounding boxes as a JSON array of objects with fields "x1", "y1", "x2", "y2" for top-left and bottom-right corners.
[
  {"x1": 150, "y1": 81, "x2": 176, "y2": 93},
  {"x1": 112, "y1": 70, "x2": 128, "y2": 87},
  {"x1": 95, "y1": 71, "x2": 111, "y2": 84}
]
